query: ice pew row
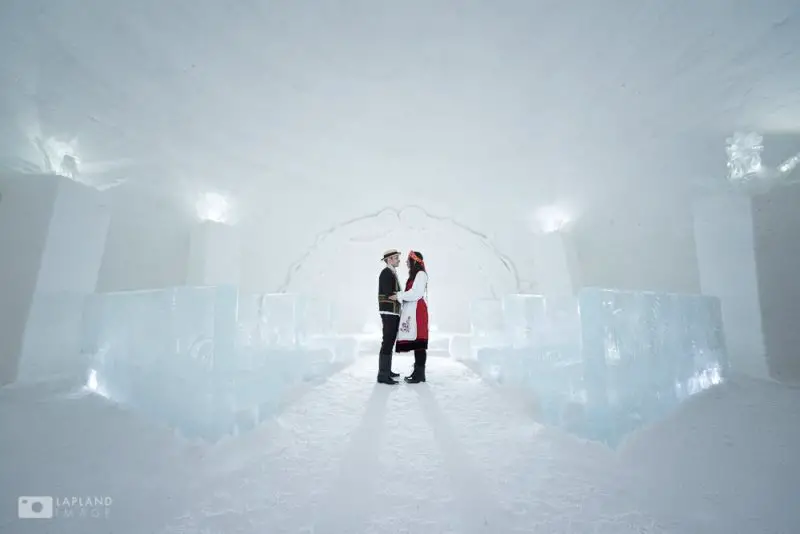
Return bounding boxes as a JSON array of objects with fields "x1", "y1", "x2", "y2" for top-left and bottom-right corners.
[
  {"x1": 466, "y1": 288, "x2": 729, "y2": 446},
  {"x1": 80, "y1": 286, "x2": 356, "y2": 441}
]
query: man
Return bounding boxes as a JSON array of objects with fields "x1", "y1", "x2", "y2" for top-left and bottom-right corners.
[{"x1": 377, "y1": 249, "x2": 402, "y2": 384}]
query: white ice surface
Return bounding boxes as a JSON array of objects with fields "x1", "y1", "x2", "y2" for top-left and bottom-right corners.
[{"x1": 2, "y1": 353, "x2": 799, "y2": 534}]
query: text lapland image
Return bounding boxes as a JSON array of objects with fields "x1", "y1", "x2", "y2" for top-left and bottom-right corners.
[
  {"x1": 55, "y1": 497, "x2": 112, "y2": 519},
  {"x1": 16, "y1": 496, "x2": 113, "y2": 520}
]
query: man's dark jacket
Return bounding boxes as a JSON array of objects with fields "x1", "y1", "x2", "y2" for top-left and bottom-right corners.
[{"x1": 378, "y1": 267, "x2": 401, "y2": 315}]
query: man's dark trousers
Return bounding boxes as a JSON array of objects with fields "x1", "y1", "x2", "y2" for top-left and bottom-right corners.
[{"x1": 378, "y1": 314, "x2": 400, "y2": 380}]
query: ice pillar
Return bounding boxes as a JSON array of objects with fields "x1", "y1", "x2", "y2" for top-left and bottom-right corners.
[
  {"x1": 531, "y1": 232, "x2": 581, "y2": 297},
  {"x1": 187, "y1": 220, "x2": 241, "y2": 286},
  {"x1": 0, "y1": 173, "x2": 110, "y2": 385},
  {"x1": 692, "y1": 193, "x2": 768, "y2": 379}
]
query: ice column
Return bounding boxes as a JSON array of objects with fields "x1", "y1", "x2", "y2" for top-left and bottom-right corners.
[
  {"x1": 692, "y1": 192, "x2": 768, "y2": 379},
  {"x1": 0, "y1": 173, "x2": 111, "y2": 384},
  {"x1": 531, "y1": 231, "x2": 581, "y2": 297},
  {"x1": 187, "y1": 220, "x2": 241, "y2": 286}
]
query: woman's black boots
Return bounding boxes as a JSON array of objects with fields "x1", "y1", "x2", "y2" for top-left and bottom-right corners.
[{"x1": 404, "y1": 349, "x2": 427, "y2": 383}]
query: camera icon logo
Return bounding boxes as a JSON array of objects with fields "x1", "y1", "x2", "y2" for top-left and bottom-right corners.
[{"x1": 18, "y1": 496, "x2": 54, "y2": 519}]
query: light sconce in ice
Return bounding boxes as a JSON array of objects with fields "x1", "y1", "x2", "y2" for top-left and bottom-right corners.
[
  {"x1": 196, "y1": 192, "x2": 232, "y2": 224},
  {"x1": 24, "y1": 131, "x2": 130, "y2": 190},
  {"x1": 726, "y1": 132, "x2": 800, "y2": 189},
  {"x1": 530, "y1": 205, "x2": 572, "y2": 234},
  {"x1": 86, "y1": 369, "x2": 98, "y2": 390},
  {"x1": 37, "y1": 136, "x2": 82, "y2": 179},
  {"x1": 778, "y1": 153, "x2": 800, "y2": 175},
  {"x1": 726, "y1": 132, "x2": 763, "y2": 182},
  {"x1": 84, "y1": 369, "x2": 109, "y2": 399}
]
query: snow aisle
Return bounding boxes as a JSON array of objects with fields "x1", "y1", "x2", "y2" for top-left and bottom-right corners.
[
  {"x1": 4, "y1": 354, "x2": 799, "y2": 534},
  {"x1": 162, "y1": 354, "x2": 669, "y2": 534}
]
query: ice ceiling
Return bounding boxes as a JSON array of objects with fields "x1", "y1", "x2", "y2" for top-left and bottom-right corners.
[{"x1": 1, "y1": 1, "x2": 800, "y2": 220}]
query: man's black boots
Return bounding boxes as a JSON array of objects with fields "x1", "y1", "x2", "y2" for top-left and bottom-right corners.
[{"x1": 377, "y1": 352, "x2": 398, "y2": 384}]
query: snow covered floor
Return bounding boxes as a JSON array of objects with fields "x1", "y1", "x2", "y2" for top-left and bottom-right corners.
[
  {"x1": 620, "y1": 376, "x2": 800, "y2": 533},
  {"x1": 175, "y1": 353, "x2": 663, "y2": 534},
  {"x1": 2, "y1": 353, "x2": 800, "y2": 533}
]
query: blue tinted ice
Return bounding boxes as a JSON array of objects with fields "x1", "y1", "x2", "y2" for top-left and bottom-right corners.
[
  {"x1": 577, "y1": 288, "x2": 728, "y2": 444},
  {"x1": 473, "y1": 289, "x2": 728, "y2": 446},
  {"x1": 469, "y1": 298, "x2": 507, "y2": 353},
  {"x1": 501, "y1": 294, "x2": 546, "y2": 348},
  {"x1": 82, "y1": 286, "x2": 343, "y2": 441}
]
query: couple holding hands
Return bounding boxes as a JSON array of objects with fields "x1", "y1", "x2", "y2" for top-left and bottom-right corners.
[{"x1": 376, "y1": 249, "x2": 430, "y2": 385}]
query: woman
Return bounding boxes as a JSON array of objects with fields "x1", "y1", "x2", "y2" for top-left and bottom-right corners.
[{"x1": 392, "y1": 250, "x2": 429, "y2": 383}]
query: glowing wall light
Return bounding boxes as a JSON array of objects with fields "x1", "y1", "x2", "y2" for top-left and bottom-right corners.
[
  {"x1": 36, "y1": 136, "x2": 81, "y2": 179},
  {"x1": 84, "y1": 368, "x2": 109, "y2": 399},
  {"x1": 24, "y1": 133, "x2": 129, "y2": 190},
  {"x1": 726, "y1": 131, "x2": 800, "y2": 190},
  {"x1": 196, "y1": 192, "x2": 232, "y2": 224},
  {"x1": 530, "y1": 205, "x2": 573, "y2": 234}
]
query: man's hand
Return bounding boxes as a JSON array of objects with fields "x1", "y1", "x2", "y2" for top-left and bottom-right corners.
[{"x1": 388, "y1": 294, "x2": 398, "y2": 301}]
